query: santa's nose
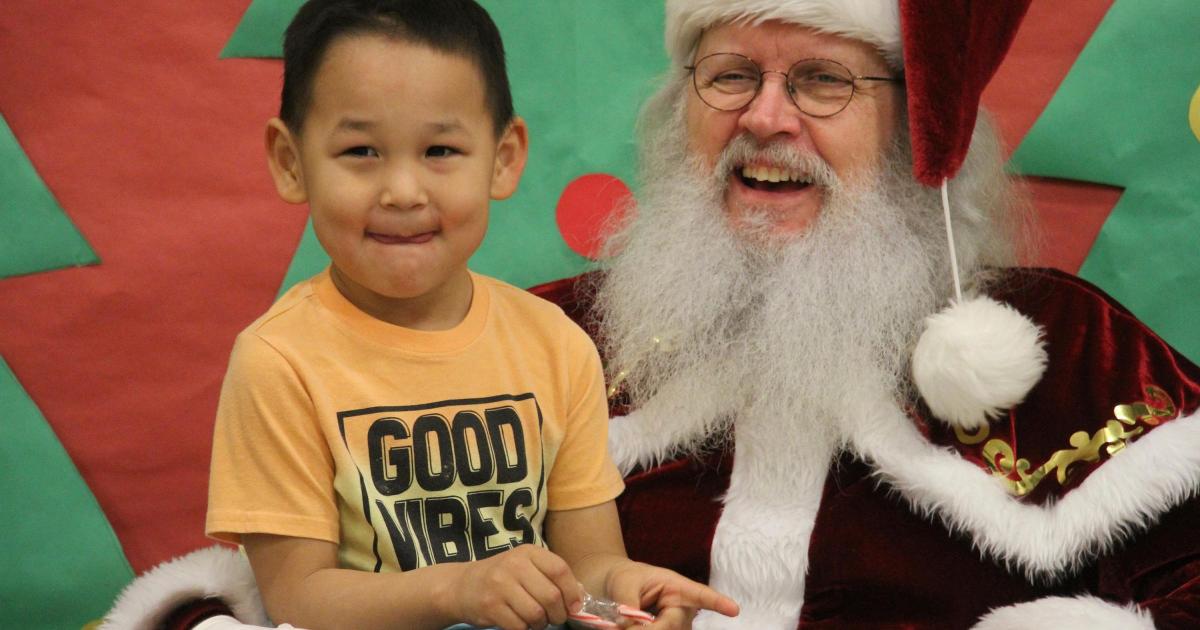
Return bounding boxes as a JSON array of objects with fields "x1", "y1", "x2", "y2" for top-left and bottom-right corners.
[{"x1": 738, "y1": 73, "x2": 805, "y2": 141}]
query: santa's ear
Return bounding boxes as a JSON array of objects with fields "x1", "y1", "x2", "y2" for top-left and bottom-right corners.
[{"x1": 265, "y1": 118, "x2": 308, "y2": 204}]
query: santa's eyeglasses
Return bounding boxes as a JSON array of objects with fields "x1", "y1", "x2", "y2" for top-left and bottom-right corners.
[{"x1": 686, "y1": 53, "x2": 903, "y2": 118}]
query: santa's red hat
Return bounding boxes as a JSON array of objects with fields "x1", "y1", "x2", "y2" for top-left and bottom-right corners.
[{"x1": 665, "y1": 0, "x2": 1046, "y2": 431}]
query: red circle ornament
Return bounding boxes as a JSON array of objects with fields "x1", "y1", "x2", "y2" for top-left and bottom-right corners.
[{"x1": 555, "y1": 173, "x2": 632, "y2": 260}]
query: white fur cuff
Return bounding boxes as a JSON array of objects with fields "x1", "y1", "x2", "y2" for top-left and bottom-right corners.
[
  {"x1": 973, "y1": 595, "x2": 1155, "y2": 629},
  {"x1": 101, "y1": 545, "x2": 268, "y2": 630}
]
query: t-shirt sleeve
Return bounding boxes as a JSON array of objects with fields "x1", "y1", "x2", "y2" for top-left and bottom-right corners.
[
  {"x1": 206, "y1": 332, "x2": 339, "y2": 544},
  {"x1": 545, "y1": 322, "x2": 625, "y2": 511}
]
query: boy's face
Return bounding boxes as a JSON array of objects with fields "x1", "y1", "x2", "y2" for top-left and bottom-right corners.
[{"x1": 267, "y1": 34, "x2": 526, "y2": 323}]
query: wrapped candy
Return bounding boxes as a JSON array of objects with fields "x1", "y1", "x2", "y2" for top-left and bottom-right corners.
[{"x1": 567, "y1": 588, "x2": 655, "y2": 629}]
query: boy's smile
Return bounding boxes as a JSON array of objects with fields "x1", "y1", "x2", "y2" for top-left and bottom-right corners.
[
  {"x1": 367, "y1": 231, "x2": 435, "y2": 245},
  {"x1": 266, "y1": 34, "x2": 527, "y2": 330}
]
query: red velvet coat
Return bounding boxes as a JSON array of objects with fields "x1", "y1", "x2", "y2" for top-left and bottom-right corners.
[{"x1": 533, "y1": 267, "x2": 1200, "y2": 629}]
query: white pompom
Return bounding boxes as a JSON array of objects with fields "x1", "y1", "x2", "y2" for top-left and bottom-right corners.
[{"x1": 911, "y1": 296, "x2": 1047, "y2": 430}]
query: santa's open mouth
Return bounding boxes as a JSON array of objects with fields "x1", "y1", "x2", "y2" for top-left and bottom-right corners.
[{"x1": 736, "y1": 164, "x2": 814, "y2": 193}]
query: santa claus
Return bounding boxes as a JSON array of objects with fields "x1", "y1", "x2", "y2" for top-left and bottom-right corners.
[
  {"x1": 103, "y1": 1, "x2": 1200, "y2": 628},
  {"x1": 566, "y1": 1, "x2": 1200, "y2": 628}
]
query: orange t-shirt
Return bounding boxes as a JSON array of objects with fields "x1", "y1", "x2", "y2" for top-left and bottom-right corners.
[{"x1": 206, "y1": 269, "x2": 623, "y2": 572}]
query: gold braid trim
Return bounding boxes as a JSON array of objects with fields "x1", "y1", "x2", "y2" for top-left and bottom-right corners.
[{"x1": 953, "y1": 385, "x2": 1178, "y2": 497}]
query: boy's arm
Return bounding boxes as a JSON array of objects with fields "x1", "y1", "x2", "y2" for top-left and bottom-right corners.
[
  {"x1": 243, "y1": 533, "x2": 461, "y2": 629},
  {"x1": 244, "y1": 533, "x2": 583, "y2": 630},
  {"x1": 546, "y1": 501, "x2": 739, "y2": 628},
  {"x1": 544, "y1": 501, "x2": 629, "y2": 595}
]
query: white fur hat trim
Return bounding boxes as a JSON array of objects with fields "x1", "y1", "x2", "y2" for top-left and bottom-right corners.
[
  {"x1": 912, "y1": 295, "x2": 1047, "y2": 430},
  {"x1": 666, "y1": 0, "x2": 903, "y2": 68}
]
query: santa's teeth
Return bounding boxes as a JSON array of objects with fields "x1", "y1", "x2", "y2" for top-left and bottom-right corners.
[{"x1": 740, "y1": 165, "x2": 811, "y2": 184}]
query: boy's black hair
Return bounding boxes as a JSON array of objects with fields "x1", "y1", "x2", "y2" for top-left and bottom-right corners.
[{"x1": 280, "y1": 0, "x2": 514, "y2": 136}]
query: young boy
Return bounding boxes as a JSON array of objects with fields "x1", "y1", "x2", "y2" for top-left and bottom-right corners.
[{"x1": 205, "y1": 1, "x2": 738, "y2": 629}]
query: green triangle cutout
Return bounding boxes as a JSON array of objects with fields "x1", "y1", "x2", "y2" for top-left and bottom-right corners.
[
  {"x1": 0, "y1": 356, "x2": 134, "y2": 627},
  {"x1": 220, "y1": 0, "x2": 305, "y2": 58},
  {"x1": 0, "y1": 114, "x2": 99, "y2": 279}
]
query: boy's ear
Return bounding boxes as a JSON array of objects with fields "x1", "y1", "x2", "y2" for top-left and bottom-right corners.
[
  {"x1": 265, "y1": 118, "x2": 308, "y2": 204},
  {"x1": 490, "y1": 116, "x2": 529, "y2": 200}
]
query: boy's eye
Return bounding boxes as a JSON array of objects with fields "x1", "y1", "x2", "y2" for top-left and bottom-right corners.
[
  {"x1": 343, "y1": 146, "x2": 379, "y2": 158},
  {"x1": 426, "y1": 145, "x2": 460, "y2": 158}
]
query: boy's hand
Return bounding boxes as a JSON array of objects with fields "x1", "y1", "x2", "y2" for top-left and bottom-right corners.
[
  {"x1": 605, "y1": 561, "x2": 739, "y2": 630},
  {"x1": 448, "y1": 544, "x2": 584, "y2": 630}
]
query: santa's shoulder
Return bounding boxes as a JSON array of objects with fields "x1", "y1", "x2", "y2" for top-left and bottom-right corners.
[{"x1": 924, "y1": 266, "x2": 1200, "y2": 506}]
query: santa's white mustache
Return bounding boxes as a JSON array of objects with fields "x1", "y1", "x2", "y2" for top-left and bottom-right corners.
[{"x1": 714, "y1": 134, "x2": 840, "y2": 191}]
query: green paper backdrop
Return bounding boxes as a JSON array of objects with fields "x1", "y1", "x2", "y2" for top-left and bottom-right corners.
[{"x1": 1011, "y1": 0, "x2": 1200, "y2": 362}]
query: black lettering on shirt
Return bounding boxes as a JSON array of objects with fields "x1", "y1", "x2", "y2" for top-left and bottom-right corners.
[
  {"x1": 367, "y1": 417, "x2": 411, "y2": 496},
  {"x1": 425, "y1": 496, "x2": 471, "y2": 564},
  {"x1": 466, "y1": 490, "x2": 505, "y2": 559},
  {"x1": 502, "y1": 487, "x2": 537, "y2": 547},
  {"x1": 486, "y1": 406, "x2": 527, "y2": 483},
  {"x1": 452, "y1": 411, "x2": 494, "y2": 486},
  {"x1": 413, "y1": 414, "x2": 455, "y2": 491},
  {"x1": 339, "y1": 394, "x2": 547, "y2": 570},
  {"x1": 376, "y1": 498, "x2": 432, "y2": 571}
]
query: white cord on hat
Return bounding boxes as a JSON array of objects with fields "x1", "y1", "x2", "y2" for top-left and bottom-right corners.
[{"x1": 940, "y1": 178, "x2": 963, "y2": 304}]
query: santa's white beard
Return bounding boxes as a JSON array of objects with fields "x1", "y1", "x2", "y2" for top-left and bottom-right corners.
[
  {"x1": 593, "y1": 80, "x2": 1020, "y2": 627},
  {"x1": 595, "y1": 103, "x2": 954, "y2": 629},
  {"x1": 596, "y1": 113, "x2": 949, "y2": 465}
]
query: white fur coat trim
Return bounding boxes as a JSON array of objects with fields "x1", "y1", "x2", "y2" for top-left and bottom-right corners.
[
  {"x1": 848, "y1": 394, "x2": 1200, "y2": 582},
  {"x1": 609, "y1": 395, "x2": 828, "y2": 628},
  {"x1": 698, "y1": 492, "x2": 822, "y2": 629},
  {"x1": 698, "y1": 445, "x2": 830, "y2": 628},
  {"x1": 102, "y1": 545, "x2": 268, "y2": 630},
  {"x1": 972, "y1": 595, "x2": 1155, "y2": 629},
  {"x1": 607, "y1": 362, "x2": 739, "y2": 475},
  {"x1": 665, "y1": 0, "x2": 903, "y2": 68}
]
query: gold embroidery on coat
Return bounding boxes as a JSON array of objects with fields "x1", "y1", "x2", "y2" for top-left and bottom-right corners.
[
  {"x1": 607, "y1": 336, "x2": 673, "y2": 398},
  {"x1": 953, "y1": 386, "x2": 1177, "y2": 496}
]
